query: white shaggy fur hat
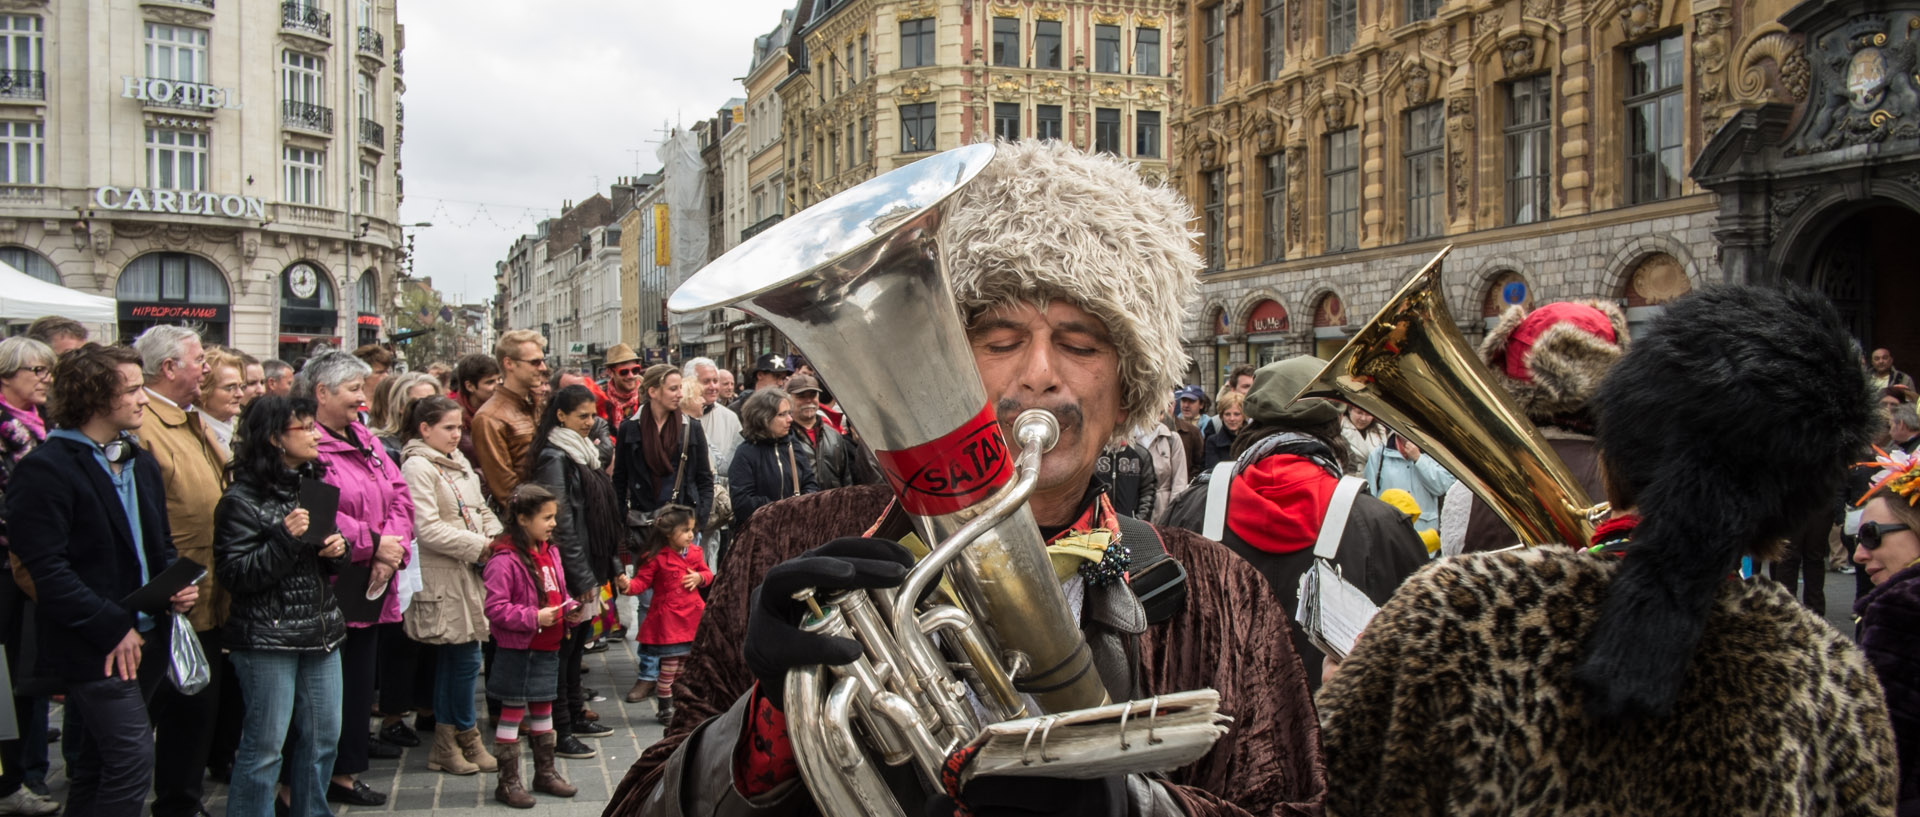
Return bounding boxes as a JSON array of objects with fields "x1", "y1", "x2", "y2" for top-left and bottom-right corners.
[{"x1": 942, "y1": 140, "x2": 1201, "y2": 440}]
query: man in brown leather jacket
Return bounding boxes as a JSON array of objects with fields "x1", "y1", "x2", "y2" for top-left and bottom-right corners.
[
  {"x1": 606, "y1": 142, "x2": 1325, "y2": 817},
  {"x1": 470, "y1": 329, "x2": 547, "y2": 501}
]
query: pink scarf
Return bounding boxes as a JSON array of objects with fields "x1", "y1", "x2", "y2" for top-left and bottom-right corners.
[{"x1": 1, "y1": 395, "x2": 44, "y2": 441}]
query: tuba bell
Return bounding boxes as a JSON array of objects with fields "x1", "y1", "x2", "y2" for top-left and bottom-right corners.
[
  {"x1": 671, "y1": 144, "x2": 1149, "y2": 817},
  {"x1": 1292, "y1": 246, "x2": 1606, "y2": 547}
]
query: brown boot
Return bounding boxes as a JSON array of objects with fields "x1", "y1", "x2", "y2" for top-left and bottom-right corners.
[
  {"x1": 625, "y1": 679, "x2": 655, "y2": 702},
  {"x1": 426, "y1": 723, "x2": 479, "y2": 775},
  {"x1": 529, "y1": 732, "x2": 578, "y2": 797},
  {"x1": 456, "y1": 727, "x2": 499, "y2": 772},
  {"x1": 492, "y1": 741, "x2": 535, "y2": 809}
]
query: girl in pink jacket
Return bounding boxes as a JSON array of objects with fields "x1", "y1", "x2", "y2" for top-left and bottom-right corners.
[{"x1": 481, "y1": 485, "x2": 576, "y2": 808}]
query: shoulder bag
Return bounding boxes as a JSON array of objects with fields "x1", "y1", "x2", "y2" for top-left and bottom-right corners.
[{"x1": 625, "y1": 410, "x2": 689, "y2": 531}]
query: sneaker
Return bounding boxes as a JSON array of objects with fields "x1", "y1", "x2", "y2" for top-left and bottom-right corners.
[
  {"x1": 553, "y1": 734, "x2": 596, "y2": 759},
  {"x1": 1840, "y1": 564, "x2": 1856, "y2": 574},
  {"x1": 573, "y1": 720, "x2": 614, "y2": 738},
  {"x1": 0, "y1": 789, "x2": 59, "y2": 816},
  {"x1": 586, "y1": 688, "x2": 607, "y2": 703},
  {"x1": 584, "y1": 640, "x2": 609, "y2": 654}
]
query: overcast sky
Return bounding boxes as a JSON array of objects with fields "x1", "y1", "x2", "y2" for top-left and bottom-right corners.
[{"x1": 395, "y1": 0, "x2": 795, "y2": 306}]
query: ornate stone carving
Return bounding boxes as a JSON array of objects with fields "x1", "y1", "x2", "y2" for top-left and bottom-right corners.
[
  {"x1": 897, "y1": 74, "x2": 936, "y2": 102},
  {"x1": 1221, "y1": 0, "x2": 1244, "y2": 16},
  {"x1": 1405, "y1": 60, "x2": 1433, "y2": 105},
  {"x1": 1734, "y1": 31, "x2": 1810, "y2": 104},
  {"x1": 1337, "y1": 60, "x2": 1361, "y2": 87},
  {"x1": 1476, "y1": 8, "x2": 1504, "y2": 38},
  {"x1": 993, "y1": 74, "x2": 1023, "y2": 95},
  {"x1": 1285, "y1": 144, "x2": 1306, "y2": 250},
  {"x1": 1445, "y1": 94, "x2": 1475, "y2": 215},
  {"x1": 1134, "y1": 14, "x2": 1162, "y2": 28},
  {"x1": 1785, "y1": 13, "x2": 1920, "y2": 156},
  {"x1": 141, "y1": 4, "x2": 214, "y2": 27},
  {"x1": 899, "y1": 0, "x2": 935, "y2": 21},
  {"x1": 990, "y1": 3, "x2": 1018, "y2": 18},
  {"x1": 1139, "y1": 83, "x2": 1167, "y2": 104},
  {"x1": 90, "y1": 222, "x2": 112, "y2": 256},
  {"x1": 1036, "y1": 6, "x2": 1065, "y2": 21},
  {"x1": 1094, "y1": 11, "x2": 1123, "y2": 25},
  {"x1": 1618, "y1": 0, "x2": 1663, "y2": 41},
  {"x1": 1196, "y1": 131, "x2": 1225, "y2": 169},
  {"x1": 0, "y1": 0, "x2": 47, "y2": 10},
  {"x1": 1096, "y1": 81, "x2": 1124, "y2": 98},
  {"x1": 1692, "y1": 9, "x2": 1733, "y2": 127},
  {"x1": 1767, "y1": 185, "x2": 1821, "y2": 238},
  {"x1": 1523, "y1": 0, "x2": 1555, "y2": 22},
  {"x1": 1289, "y1": 0, "x2": 1304, "y2": 43},
  {"x1": 1243, "y1": 109, "x2": 1283, "y2": 153},
  {"x1": 1035, "y1": 77, "x2": 1067, "y2": 102},
  {"x1": 1421, "y1": 28, "x2": 1450, "y2": 55},
  {"x1": 1323, "y1": 92, "x2": 1350, "y2": 130},
  {"x1": 1499, "y1": 35, "x2": 1536, "y2": 77}
]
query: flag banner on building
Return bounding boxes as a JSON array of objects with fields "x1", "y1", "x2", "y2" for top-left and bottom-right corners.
[{"x1": 654, "y1": 204, "x2": 670, "y2": 267}]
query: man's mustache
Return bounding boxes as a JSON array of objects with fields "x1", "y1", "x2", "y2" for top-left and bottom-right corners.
[{"x1": 995, "y1": 399, "x2": 1083, "y2": 435}]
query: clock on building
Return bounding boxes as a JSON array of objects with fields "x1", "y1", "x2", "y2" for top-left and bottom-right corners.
[{"x1": 289, "y1": 264, "x2": 318, "y2": 299}]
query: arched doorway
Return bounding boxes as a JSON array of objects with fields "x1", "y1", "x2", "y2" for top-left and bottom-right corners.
[
  {"x1": 1621, "y1": 252, "x2": 1692, "y2": 339},
  {"x1": 1481, "y1": 271, "x2": 1531, "y2": 331},
  {"x1": 0, "y1": 247, "x2": 57, "y2": 284},
  {"x1": 1243, "y1": 300, "x2": 1291, "y2": 368},
  {"x1": 1312, "y1": 293, "x2": 1348, "y2": 359},
  {"x1": 355, "y1": 270, "x2": 381, "y2": 346},
  {"x1": 278, "y1": 261, "x2": 339, "y2": 362},
  {"x1": 1804, "y1": 203, "x2": 1920, "y2": 367},
  {"x1": 115, "y1": 252, "x2": 230, "y2": 344}
]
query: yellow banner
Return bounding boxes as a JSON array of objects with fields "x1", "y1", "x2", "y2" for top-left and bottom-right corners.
[{"x1": 653, "y1": 203, "x2": 670, "y2": 267}]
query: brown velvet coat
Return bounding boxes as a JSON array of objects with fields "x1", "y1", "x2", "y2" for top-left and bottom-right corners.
[{"x1": 604, "y1": 484, "x2": 1326, "y2": 817}]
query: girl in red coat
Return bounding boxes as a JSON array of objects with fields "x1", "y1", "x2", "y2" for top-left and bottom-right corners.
[{"x1": 616, "y1": 505, "x2": 709, "y2": 724}]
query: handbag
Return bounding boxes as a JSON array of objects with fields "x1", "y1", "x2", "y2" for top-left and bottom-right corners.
[
  {"x1": 626, "y1": 412, "x2": 690, "y2": 530},
  {"x1": 168, "y1": 611, "x2": 211, "y2": 695}
]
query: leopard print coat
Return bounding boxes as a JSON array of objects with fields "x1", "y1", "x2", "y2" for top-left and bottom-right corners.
[{"x1": 1317, "y1": 545, "x2": 1897, "y2": 816}]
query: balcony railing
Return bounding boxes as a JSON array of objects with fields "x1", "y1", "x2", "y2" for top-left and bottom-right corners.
[
  {"x1": 359, "y1": 118, "x2": 384, "y2": 148},
  {"x1": 0, "y1": 70, "x2": 44, "y2": 101},
  {"x1": 282, "y1": 100, "x2": 334, "y2": 134},
  {"x1": 357, "y1": 27, "x2": 384, "y2": 57},
  {"x1": 0, "y1": 186, "x2": 45, "y2": 205},
  {"x1": 741, "y1": 214, "x2": 783, "y2": 242},
  {"x1": 150, "y1": 0, "x2": 215, "y2": 8},
  {"x1": 281, "y1": 2, "x2": 332, "y2": 38}
]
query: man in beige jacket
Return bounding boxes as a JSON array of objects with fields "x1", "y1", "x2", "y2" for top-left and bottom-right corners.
[{"x1": 131, "y1": 325, "x2": 230, "y2": 817}]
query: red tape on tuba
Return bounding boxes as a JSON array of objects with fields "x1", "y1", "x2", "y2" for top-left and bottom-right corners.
[{"x1": 872, "y1": 405, "x2": 1014, "y2": 517}]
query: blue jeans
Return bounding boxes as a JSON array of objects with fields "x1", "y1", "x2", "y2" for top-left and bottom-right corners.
[
  {"x1": 432, "y1": 642, "x2": 483, "y2": 731},
  {"x1": 631, "y1": 589, "x2": 659, "y2": 681},
  {"x1": 228, "y1": 650, "x2": 342, "y2": 817}
]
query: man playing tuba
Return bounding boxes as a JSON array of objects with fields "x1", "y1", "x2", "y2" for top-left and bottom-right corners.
[{"x1": 605, "y1": 141, "x2": 1326, "y2": 816}]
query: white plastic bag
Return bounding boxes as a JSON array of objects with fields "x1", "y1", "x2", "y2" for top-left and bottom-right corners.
[
  {"x1": 168, "y1": 612, "x2": 210, "y2": 695},
  {"x1": 395, "y1": 547, "x2": 423, "y2": 614}
]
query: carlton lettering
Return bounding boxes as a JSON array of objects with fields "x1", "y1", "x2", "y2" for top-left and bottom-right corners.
[
  {"x1": 93, "y1": 187, "x2": 268, "y2": 221},
  {"x1": 121, "y1": 76, "x2": 243, "y2": 110}
]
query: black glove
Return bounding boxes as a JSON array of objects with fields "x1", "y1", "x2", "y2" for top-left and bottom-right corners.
[
  {"x1": 924, "y1": 775, "x2": 1127, "y2": 817},
  {"x1": 743, "y1": 537, "x2": 915, "y2": 707}
]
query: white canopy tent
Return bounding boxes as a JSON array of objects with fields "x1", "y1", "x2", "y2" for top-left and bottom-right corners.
[{"x1": 0, "y1": 260, "x2": 116, "y2": 326}]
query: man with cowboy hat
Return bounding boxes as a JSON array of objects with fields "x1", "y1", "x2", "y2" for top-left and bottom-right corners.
[
  {"x1": 599, "y1": 343, "x2": 644, "y2": 426},
  {"x1": 728, "y1": 353, "x2": 791, "y2": 413},
  {"x1": 606, "y1": 141, "x2": 1324, "y2": 816}
]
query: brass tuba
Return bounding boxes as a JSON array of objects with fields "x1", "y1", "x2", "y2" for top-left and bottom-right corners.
[
  {"x1": 669, "y1": 144, "x2": 1112, "y2": 817},
  {"x1": 1292, "y1": 246, "x2": 1606, "y2": 547}
]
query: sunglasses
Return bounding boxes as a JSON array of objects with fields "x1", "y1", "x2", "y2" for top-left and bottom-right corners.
[
  {"x1": 612, "y1": 365, "x2": 642, "y2": 376},
  {"x1": 1859, "y1": 521, "x2": 1911, "y2": 551}
]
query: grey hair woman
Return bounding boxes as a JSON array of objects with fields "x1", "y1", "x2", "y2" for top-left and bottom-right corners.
[{"x1": 727, "y1": 388, "x2": 816, "y2": 530}]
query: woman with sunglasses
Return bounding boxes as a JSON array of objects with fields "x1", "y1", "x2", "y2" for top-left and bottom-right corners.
[
  {"x1": 1852, "y1": 456, "x2": 1920, "y2": 815},
  {"x1": 0, "y1": 336, "x2": 55, "y2": 816}
]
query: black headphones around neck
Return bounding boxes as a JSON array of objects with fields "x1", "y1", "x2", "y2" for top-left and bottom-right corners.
[{"x1": 99, "y1": 434, "x2": 138, "y2": 464}]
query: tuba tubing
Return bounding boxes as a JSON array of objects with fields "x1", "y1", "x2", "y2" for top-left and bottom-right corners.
[{"x1": 1292, "y1": 246, "x2": 1606, "y2": 547}]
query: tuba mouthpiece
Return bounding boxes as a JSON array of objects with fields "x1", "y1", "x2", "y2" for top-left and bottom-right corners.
[{"x1": 1013, "y1": 410, "x2": 1060, "y2": 455}]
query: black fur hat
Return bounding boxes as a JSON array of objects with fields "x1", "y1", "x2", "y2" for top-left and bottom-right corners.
[{"x1": 1573, "y1": 285, "x2": 1874, "y2": 722}]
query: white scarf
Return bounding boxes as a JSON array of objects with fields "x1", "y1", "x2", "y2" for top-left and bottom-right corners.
[{"x1": 550, "y1": 426, "x2": 601, "y2": 471}]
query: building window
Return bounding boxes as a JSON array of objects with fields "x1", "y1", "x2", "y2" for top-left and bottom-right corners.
[
  {"x1": 358, "y1": 160, "x2": 375, "y2": 213},
  {"x1": 829, "y1": 131, "x2": 839, "y2": 174},
  {"x1": 994, "y1": 102, "x2": 1021, "y2": 141},
  {"x1": 1506, "y1": 74, "x2": 1552, "y2": 224},
  {"x1": 847, "y1": 121, "x2": 858, "y2": 164},
  {"x1": 857, "y1": 117, "x2": 868, "y2": 163},
  {"x1": 1035, "y1": 20, "x2": 1061, "y2": 69},
  {"x1": 0, "y1": 16, "x2": 43, "y2": 100},
  {"x1": 1327, "y1": 0, "x2": 1356, "y2": 55},
  {"x1": 145, "y1": 24, "x2": 207, "y2": 83},
  {"x1": 145, "y1": 128, "x2": 206, "y2": 191},
  {"x1": 860, "y1": 34, "x2": 869, "y2": 78},
  {"x1": 0, "y1": 120, "x2": 41, "y2": 185},
  {"x1": 1264, "y1": 152, "x2": 1286, "y2": 261},
  {"x1": 900, "y1": 18, "x2": 934, "y2": 68},
  {"x1": 992, "y1": 17, "x2": 1020, "y2": 66},
  {"x1": 1134, "y1": 27, "x2": 1160, "y2": 76},
  {"x1": 1136, "y1": 110, "x2": 1161, "y2": 157},
  {"x1": 1094, "y1": 25, "x2": 1121, "y2": 73},
  {"x1": 1405, "y1": 103, "x2": 1445, "y2": 239},
  {"x1": 1407, "y1": 0, "x2": 1441, "y2": 23},
  {"x1": 900, "y1": 102, "x2": 936, "y2": 152},
  {"x1": 1262, "y1": 0, "x2": 1284, "y2": 80},
  {"x1": 1204, "y1": 170, "x2": 1225, "y2": 270},
  {"x1": 1325, "y1": 128, "x2": 1359, "y2": 251},
  {"x1": 1094, "y1": 108, "x2": 1120, "y2": 154},
  {"x1": 1036, "y1": 104, "x2": 1062, "y2": 140},
  {"x1": 1627, "y1": 35, "x2": 1684, "y2": 204},
  {"x1": 845, "y1": 42, "x2": 856, "y2": 86},
  {"x1": 356, "y1": 71, "x2": 375, "y2": 122},
  {"x1": 281, "y1": 51, "x2": 324, "y2": 106},
  {"x1": 1204, "y1": 6, "x2": 1225, "y2": 104},
  {"x1": 284, "y1": 145, "x2": 325, "y2": 205},
  {"x1": 0, "y1": 247, "x2": 55, "y2": 284}
]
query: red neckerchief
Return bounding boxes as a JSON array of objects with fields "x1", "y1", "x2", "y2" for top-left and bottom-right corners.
[{"x1": 1587, "y1": 515, "x2": 1640, "y2": 558}]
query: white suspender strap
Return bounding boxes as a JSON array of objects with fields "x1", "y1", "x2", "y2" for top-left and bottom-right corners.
[
  {"x1": 1313, "y1": 476, "x2": 1367, "y2": 560},
  {"x1": 1201, "y1": 461, "x2": 1236, "y2": 541}
]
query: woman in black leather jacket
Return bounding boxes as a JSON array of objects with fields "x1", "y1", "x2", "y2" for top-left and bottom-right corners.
[
  {"x1": 521, "y1": 385, "x2": 625, "y2": 751},
  {"x1": 728, "y1": 388, "x2": 818, "y2": 531},
  {"x1": 213, "y1": 396, "x2": 351, "y2": 817}
]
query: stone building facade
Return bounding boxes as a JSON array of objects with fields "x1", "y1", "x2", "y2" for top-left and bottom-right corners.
[
  {"x1": 1168, "y1": 0, "x2": 1749, "y2": 391},
  {"x1": 0, "y1": 0, "x2": 406, "y2": 360}
]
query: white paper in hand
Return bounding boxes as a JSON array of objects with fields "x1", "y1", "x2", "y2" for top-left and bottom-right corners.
[{"x1": 1295, "y1": 559, "x2": 1377, "y2": 661}]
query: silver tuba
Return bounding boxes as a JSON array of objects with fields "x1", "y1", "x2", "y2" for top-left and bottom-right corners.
[{"x1": 670, "y1": 144, "x2": 1113, "y2": 817}]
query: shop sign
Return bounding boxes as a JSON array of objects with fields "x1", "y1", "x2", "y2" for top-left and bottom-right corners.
[
  {"x1": 1246, "y1": 300, "x2": 1291, "y2": 334},
  {"x1": 120, "y1": 303, "x2": 230, "y2": 322},
  {"x1": 92, "y1": 186, "x2": 269, "y2": 220},
  {"x1": 121, "y1": 76, "x2": 244, "y2": 110},
  {"x1": 356, "y1": 314, "x2": 382, "y2": 327}
]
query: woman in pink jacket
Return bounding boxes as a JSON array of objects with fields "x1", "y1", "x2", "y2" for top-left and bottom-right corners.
[{"x1": 297, "y1": 351, "x2": 414, "y2": 807}]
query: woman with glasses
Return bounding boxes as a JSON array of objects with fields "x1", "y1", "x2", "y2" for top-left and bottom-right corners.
[
  {"x1": 213, "y1": 396, "x2": 350, "y2": 817},
  {"x1": 0, "y1": 337, "x2": 55, "y2": 816},
  {"x1": 1851, "y1": 456, "x2": 1920, "y2": 815},
  {"x1": 198, "y1": 348, "x2": 248, "y2": 457}
]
